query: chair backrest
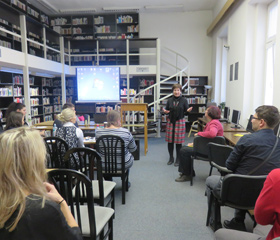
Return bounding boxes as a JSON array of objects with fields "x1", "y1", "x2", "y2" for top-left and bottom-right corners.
[
  {"x1": 221, "y1": 174, "x2": 267, "y2": 210},
  {"x1": 96, "y1": 135, "x2": 125, "y2": 174},
  {"x1": 208, "y1": 143, "x2": 234, "y2": 168},
  {"x1": 63, "y1": 147, "x2": 104, "y2": 198},
  {"x1": 44, "y1": 136, "x2": 69, "y2": 168},
  {"x1": 48, "y1": 169, "x2": 96, "y2": 238},
  {"x1": 193, "y1": 136, "x2": 226, "y2": 158}
]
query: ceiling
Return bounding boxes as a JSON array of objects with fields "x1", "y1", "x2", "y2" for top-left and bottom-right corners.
[{"x1": 28, "y1": 0, "x2": 219, "y2": 15}]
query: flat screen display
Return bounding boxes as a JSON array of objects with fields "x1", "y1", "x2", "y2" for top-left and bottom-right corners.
[
  {"x1": 231, "y1": 110, "x2": 241, "y2": 125},
  {"x1": 246, "y1": 115, "x2": 254, "y2": 133},
  {"x1": 224, "y1": 107, "x2": 230, "y2": 119},
  {"x1": 76, "y1": 67, "x2": 120, "y2": 102}
]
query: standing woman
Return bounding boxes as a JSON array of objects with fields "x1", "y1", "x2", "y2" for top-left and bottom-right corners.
[{"x1": 163, "y1": 84, "x2": 192, "y2": 166}]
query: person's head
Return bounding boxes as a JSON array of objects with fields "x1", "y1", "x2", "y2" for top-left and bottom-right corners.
[
  {"x1": 252, "y1": 105, "x2": 280, "y2": 131},
  {"x1": 172, "y1": 84, "x2": 182, "y2": 97},
  {"x1": 107, "y1": 110, "x2": 121, "y2": 127},
  {"x1": 206, "y1": 102, "x2": 217, "y2": 108},
  {"x1": 205, "y1": 106, "x2": 221, "y2": 120},
  {"x1": 0, "y1": 127, "x2": 47, "y2": 231},
  {"x1": 57, "y1": 108, "x2": 76, "y2": 124},
  {"x1": 6, "y1": 103, "x2": 26, "y2": 118},
  {"x1": 62, "y1": 103, "x2": 75, "y2": 111},
  {"x1": 4, "y1": 111, "x2": 24, "y2": 130}
]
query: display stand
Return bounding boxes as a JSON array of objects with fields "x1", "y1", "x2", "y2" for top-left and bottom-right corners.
[{"x1": 120, "y1": 103, "x2": 148, "y2": 155}]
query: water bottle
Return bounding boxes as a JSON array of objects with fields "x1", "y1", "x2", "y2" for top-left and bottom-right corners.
[
  {"x1": 27, "y1": 114, "x2": 32, "y2": 126},
  {"x1": 53, "y1": 123, "x2": 57, "y2": 136}
]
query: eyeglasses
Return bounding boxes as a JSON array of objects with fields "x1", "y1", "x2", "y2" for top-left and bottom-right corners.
[{"x1": 252, "y1": 116, "x2": 261, "y2": 120}]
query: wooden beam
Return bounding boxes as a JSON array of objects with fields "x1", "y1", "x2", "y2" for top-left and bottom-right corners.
[{"x1": 207, "y1": 0, "x2": 238, "y2": 35}]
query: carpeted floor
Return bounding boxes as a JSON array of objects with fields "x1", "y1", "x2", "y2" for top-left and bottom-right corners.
[{"x1": 111, "y1": 134, "x2": 253, "y2": 240}]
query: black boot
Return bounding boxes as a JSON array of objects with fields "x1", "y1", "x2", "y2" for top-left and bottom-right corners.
[
  {"x1": 167, "y1": 157, "x2": 174, "y2": 165},
  {"x1": 174, "y1": 157, "x2": 179, "y2": 167}
]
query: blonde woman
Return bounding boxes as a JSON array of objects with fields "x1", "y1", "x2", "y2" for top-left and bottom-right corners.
[
  {"x1": 56, "y1": 108, "x2": 84, "y2": 168},
  {"x1": 0, "y1": 127, "x2": 82, "y2": 239}
]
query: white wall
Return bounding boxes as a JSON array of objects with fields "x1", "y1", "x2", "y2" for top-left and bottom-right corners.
[
  {"x1": 210, "y1": 0, "x2": 276, "y2": 127},
  {"x1": 139, "y1": 11, "x2": 213, "y2": 78}
]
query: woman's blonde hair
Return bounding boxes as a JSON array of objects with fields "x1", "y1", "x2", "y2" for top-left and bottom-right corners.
[
  {"x1": 0, "y1": 127, "x2": 47, "y2": 231},
  {"x1": 57, "y1": 108, "x2": 76, "y2": 123},
  {"x1": 107, "y1": 110, "x2": 121, "y2": 127}
]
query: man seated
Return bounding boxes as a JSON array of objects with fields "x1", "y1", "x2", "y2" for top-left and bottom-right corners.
[{"x1": 206, "y1": 105, "x2": 280, "y2": 231}]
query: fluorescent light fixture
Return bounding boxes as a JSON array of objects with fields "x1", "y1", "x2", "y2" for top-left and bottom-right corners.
[
  {"x1": 103, "y1": 6, "x2": 140, "y2": 12},
  {"x1": 204, "y1": 85, "x2": 212, "y2": 89},
  {"x1": 38, "y1": 0, "x2": 59, "y2": 13},
  {"x1": 145, "y1": 4, "x2": 183, "y2": 10},
  {"x1": 35, "y1": 72, "x2": 55, "y2": 78},
  {"x1": 0, "y1": 67, "x2": 23, "y2": 74},
  {"x1": 60, "y1": 8, "x2": 96, "y2": 14}
]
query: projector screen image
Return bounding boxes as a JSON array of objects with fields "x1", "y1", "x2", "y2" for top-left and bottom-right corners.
[{"x1": 77, "y1": 67, "x2": 120, "y2": 102}]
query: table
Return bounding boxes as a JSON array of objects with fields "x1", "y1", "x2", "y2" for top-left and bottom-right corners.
[
  {"x1": 198, "y1": 117, "x2": 247, "y2": 132},
  {"x1": 120, "y1": 103, "x2": 148, "y2": 155},
  {"x1": 223, "y1": 132, "x2": 250, "y2": 146}
]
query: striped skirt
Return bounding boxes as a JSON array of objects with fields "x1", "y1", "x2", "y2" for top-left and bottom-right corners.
[{"x1": 165, "y1": 118, "x2": 186, "y2": 144}]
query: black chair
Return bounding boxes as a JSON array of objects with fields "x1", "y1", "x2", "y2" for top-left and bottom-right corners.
[
  {"x1": 48, "y1": 169, "x2": 114, "y2": 240},
  {"x1": 190, "y1": 136, "x2": 226, "y2": 186},
  {"x1": 206, "y1": 174, "x2": 267, "y2": 231},
  {"x1": 208, "y1": 142, "x2": 234, "y2": 176},
  {"x1": 96, "y1": 135, "x2": 129, "y2": 205},
  {"x1": 63, "y1": 147, "x2": 116, "y2": 210},
  {"x1": 44, "y1": 136, "x2": 69, "y2": 168}
]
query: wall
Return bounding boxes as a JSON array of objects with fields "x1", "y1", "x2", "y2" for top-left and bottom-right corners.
[
  {"x1": 210, "y1": 0, "x2": 276, "y2": 127},
  {"x1": 139, "y1": 10, "x2": 213, "y2": 78}
]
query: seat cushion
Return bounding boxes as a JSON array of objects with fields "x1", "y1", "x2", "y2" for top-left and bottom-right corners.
[
  {"x1": 79, "y1": 205, "x2": 114, "y2": 236},
  {"x1": 92, "y1": 180, "x2": 116, "y2": 199}
]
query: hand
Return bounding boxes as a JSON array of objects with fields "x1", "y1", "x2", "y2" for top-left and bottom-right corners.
[
  {"x1": 194, "y1": 133, "x2": 198, "y2": 137},
  {"x1": 44, "y1": 182, "x2": 64, "y2": 204},
  {"x1": 162, "y1": 108, "x2": 170, "y2": 114},
  {"x1": 187, "y1": 107, "x2": 193, "y2": 112}
]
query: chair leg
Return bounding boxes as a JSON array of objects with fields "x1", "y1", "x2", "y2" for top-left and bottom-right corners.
[
  {"x1": 190, "y1": 157, "x2": 194, "y2": 186},
  {"x1": 122, "y1": 177, "x2": 126, "y2": 205},
  {"x1": 213, "y1": 198, "x2": 222, "y2": 231},
  {"x1": 209, "y1": 166, "x2": 213, "y2": 176},
  {"x1": 206, "y1": 190, "x2": 213, "y2": 226},
  {"x1": 188, "y1": 129, "x2": 192, "y2": 138},
  {"x1": 109, "y1": 216, "x2": 113, "y2": 240}
]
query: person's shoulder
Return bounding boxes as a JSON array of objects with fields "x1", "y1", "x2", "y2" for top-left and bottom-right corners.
[{"x1": 268, "y1": 168, "x2": 280, "y2": 181}]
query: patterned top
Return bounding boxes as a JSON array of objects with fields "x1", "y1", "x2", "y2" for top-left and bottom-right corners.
[
  {"x1": 56, "y1": 122, "x2": 84, "y2": 168},
  {"x1": 95, "y1": 127, "x2": 137, "y2": 169}
]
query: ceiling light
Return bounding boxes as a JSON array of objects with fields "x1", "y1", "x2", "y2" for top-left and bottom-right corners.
[
  {"x1": 144, "y1": 4, "x2": 183, "y2": 10},
  {"x1": 60, "y1": 8, "x2": 96, "y2": 14},
  {"x1": 102, "y1": 6, "x2": 140, "y2": 12},
  {"x1": 0, "y1": 67, "x2": 23, "y2": 74},
  {"x1": 38, "y1": 0, "x2": 59, "y2": 13}
]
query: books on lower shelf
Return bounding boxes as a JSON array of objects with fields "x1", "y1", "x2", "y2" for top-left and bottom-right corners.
[{"x1": 187, "y1": 96, "x2": 206, "y2": 104}]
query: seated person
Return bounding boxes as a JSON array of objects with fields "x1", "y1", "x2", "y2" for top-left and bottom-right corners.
[
  {"x1": 5, "y1": 102, "x2": 28, "y2": 126},
  {"x1": 215, "y1": 168, "x2": 280, "y2": 240},
  {"x1": 0, "y1": 127, "x2": 82, "y2": 240},
  {"x1": 54, "y1": 103, "x2": 79, "y2": 128},
  {"x1": 56, "y1": 108, "x2": 84, "y2": 168},
  {"x1": 175, "y1": 106, "x2": 224, "y2": 182},
  {"x1": 206, "y1": 105, "x2": 280, "y2": 232},
  {"x1": 95, "y1": 110, "x2": 137, "y2": 170},
  {"x1": 4, "y1": 111, "x2": 24, "y2": 131}
]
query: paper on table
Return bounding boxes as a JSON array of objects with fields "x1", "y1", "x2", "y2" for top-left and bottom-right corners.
[{"x1": 234, "y1": 134, "x2": 244, "y2": 137}]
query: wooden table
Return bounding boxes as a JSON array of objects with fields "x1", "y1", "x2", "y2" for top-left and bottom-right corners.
[
  {"x1": 223, "y1": 132, "x2": 250, "y2": 146},
  {"x1": 120, "y1": 103, "x2": 148, "y2": 155},
  {"x1": 198, "y1": 117, "x2": 247, "y2": 132}
]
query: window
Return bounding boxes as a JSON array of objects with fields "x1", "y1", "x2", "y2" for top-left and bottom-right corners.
[{"x1": 264, "y1": 1, "x2": 278, "y2": 104}]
